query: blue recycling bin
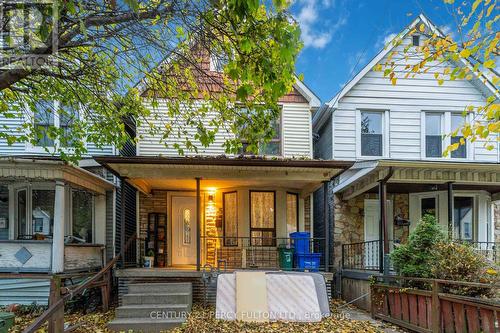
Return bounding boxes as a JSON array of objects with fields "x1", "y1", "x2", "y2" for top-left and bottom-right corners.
[
  {"x1": 295, "y1": 253, "x2": 322, "y2": 272},
  {"x1": 289, "y1": 232, "x2": 311, "y2": 254}
]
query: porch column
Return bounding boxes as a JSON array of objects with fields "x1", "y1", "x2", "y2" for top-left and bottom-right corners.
[
  {"x1": 379, "y1": 167, "x2": 393, "y2": 275},
  {"x1": 196, "y1": 177, "x2": 201, "y2": 271},
  {"x1": 52, "y1": 180, "x2": 66, "y2": 273},
  {"x1": 447, "y1": 182, "x2": 454, "y2": 240},
  {"x1": 323, "y1": 181, "x2": 330, "y2": 272}
]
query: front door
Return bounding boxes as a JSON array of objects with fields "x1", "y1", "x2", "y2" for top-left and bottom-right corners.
[
  {"x1": 171, "y1": 196, "x2": 197, "y2": 266},
  {"x1": 364, "y1": 199, "x2": 393, "y2": 269}
]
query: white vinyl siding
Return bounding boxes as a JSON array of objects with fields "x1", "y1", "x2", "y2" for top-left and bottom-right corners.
[
  {"x1": 0, "y1": 111, "x2": 114, "y2": 157},
  {"x1": 331, "y1": 33, "x2": 498, "y2": 162},
  {"x1": 138, "y1": 100, "x2": 313, "y2": 158}
]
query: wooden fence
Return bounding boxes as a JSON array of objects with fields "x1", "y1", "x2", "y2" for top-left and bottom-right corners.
[{"x1": 371, "y1": 276, "x2": 500, "y2": 333}]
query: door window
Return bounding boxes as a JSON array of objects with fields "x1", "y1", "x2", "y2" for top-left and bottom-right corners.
[
  {"x1": 421, "y1": 197, "x2": 437, "y2": 218},
  {"x1": 454, "y1": 197, "x2": 474, "y2": 240}
]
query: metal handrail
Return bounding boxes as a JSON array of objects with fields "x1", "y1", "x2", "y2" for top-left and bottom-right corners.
[{"x1": 23, "y1": 233, "x2": 138, "y2": 333}]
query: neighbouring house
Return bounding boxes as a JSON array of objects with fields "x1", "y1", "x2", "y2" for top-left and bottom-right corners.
[
  {"x1": 0, "y1": 104, "x2": 118, "y2": 305},
  {"x1": 94, "y1": 45, "x2": 352, "y2": 310},
  {"x1": 312, "y1": 14, "x2": 500, "y2": 309}
]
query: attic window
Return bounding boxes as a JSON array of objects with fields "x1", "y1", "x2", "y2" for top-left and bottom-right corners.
[{"x1": 412, "y1": 35, "x2": 420, "y2": 47}]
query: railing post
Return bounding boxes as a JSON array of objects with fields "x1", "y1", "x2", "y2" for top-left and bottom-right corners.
[
  {"x1": 196, "y1": 177, "x2": 201, "y2": 271},
  {"x1": 431, "y1": 280, "x2": 442, "y2": 333},
  {"x1": 341, "y1": 244, "x2": 345, "y2": 269},
  {"x1": 48, "y1": 275, "x2": 63, "y2": 333}
]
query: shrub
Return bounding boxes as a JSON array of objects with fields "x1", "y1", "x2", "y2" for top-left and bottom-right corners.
[
  {"x1": 431, "y1": 241, "x2": 499, "y2": 297},
  {"x1": 390, "y1": 214, "x2": 444, "y2": 279}
]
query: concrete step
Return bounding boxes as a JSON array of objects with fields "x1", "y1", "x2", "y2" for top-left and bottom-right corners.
[
  {"x1": 122, "y1": 293, "x2": 191, "y2": 306},
  {"x1": 128, "y1": 282, "x2": 192, "y2": 294},
  {"x1": 107, "y1": 317, "x2": 185, "y2": 332},
  {"x1": 115, "y1": 304, "x2": 191, "y2": 319}
]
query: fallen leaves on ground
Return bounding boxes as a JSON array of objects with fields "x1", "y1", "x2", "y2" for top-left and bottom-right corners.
[{"x1": 7, "y1": 300, "x2": 403, "y2": 333}]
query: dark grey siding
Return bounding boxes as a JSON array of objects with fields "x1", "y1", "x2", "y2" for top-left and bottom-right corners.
[
  {"x1": 105, "y1": 190, "x2": 114, "y2": 261},
  {"x1": 313, "y1": 114, "x2": 332, "y2": 160}
]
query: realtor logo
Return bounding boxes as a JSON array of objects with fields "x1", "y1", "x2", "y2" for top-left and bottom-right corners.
[{"x1": 0, "y1": 0, "x2": 58, "y2": 68}]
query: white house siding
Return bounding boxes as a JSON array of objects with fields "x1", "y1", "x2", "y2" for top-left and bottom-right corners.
[
  {"x1": 138, "y1": 100, "x2": 313, "y2": 158},
  {"x1": 332, "y1": 35, "x2": 498, "y2": 162},
  {"x1": 282, "y1": 103, "x2": 313, "y2": 158},
  {"x1": 0, "y1": 114, "x2": 114, "y2": 156}
]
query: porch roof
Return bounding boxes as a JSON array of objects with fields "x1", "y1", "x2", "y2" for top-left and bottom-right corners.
[
  {"x1": 333, "y1": 159, "x2": 500, "y2": 200},
  {"x1": 94, "y1": 156, "x2": 353, "y2": 196},
  {"x1": 0, "y1": 156, "x2": 115, "y2": 194}
]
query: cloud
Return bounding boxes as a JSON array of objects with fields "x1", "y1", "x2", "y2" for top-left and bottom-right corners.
[
  {"x1": 295, "y1": 0, "x2": 348, "y2": 49},
  {"x1": 375, "y1": 31, "x2": 397, "y2": 50}
]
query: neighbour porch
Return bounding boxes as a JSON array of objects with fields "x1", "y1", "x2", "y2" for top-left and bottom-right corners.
[
  {"x1": 0, "y1": 157, "x2": 115, "y2": 275},
  {"x1": 96, "y1": 156, "x2": 352, "y2": 273},
  {"x1": 333, "y1": 160, "x2": 500, "y2": 273}
]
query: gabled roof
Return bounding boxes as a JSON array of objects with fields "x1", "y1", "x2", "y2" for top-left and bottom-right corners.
[{"x1": 313, "y1": 13, "x2": 499, "y2": 129}]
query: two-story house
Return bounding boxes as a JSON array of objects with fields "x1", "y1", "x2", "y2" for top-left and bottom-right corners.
[
  {"x1": 312, "y1": 13, "x2": 500, "y2": 283},
  {"x1": 0, "y1": 105, "x2": 118, "y2": 305},
  {"x1": 94, "y1": 46, "x2": 354, "y2": 281}
]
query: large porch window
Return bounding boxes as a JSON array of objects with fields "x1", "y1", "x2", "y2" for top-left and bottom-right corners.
[
  {"x1": 454, "y1": 196, "x2": 474, "y2": 240},
  {"x1": 0, "y1": 185, "x2": 8, "y2": 239},
  {"x1": 223, "y1": 191, "x2": 238, "y2": 246},
  {"x1": 72, "y1": 190, "x2": 94, "y2": 243},
  {"x1": 250, "y1": 191, "x2": 276, "y2": 246},
  {"x1": 286, "y1": 192, "x2": 299, "y2": 236}
]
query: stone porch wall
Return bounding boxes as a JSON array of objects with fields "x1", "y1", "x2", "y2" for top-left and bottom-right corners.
[{"x1": 333, "y1": 193, "x2": 410, "y2": 268}]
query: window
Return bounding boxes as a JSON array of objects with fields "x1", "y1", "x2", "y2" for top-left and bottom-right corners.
[
  {"x1": 240, "y1": 114, "x2": 281, "y2": 156},
  {"x1": 0, "y1": 186, "x2": 8, "y2": 239},
  {"x1": 361, "y1": 111, "x2": 383, "y2": 156},
  {"x1": 17, "y1": 189, "x2": 27, "y2": 238},
  {"x1": 412, "y1": 35, "x2": 420, "y2": 46},
  {"x1": 183, "y1": 208, "x2": 191, "y2": 244},
  {"x1": 451, "y1": 114, "x2": 467, "y2": 158},
  {"x1": 32, "y1": 101, "x2": 79, "y2": 148},
  {"x1": 223, "y1": 192, "x2": 238, "y2": 246},
  {"x1": 425, "y1": 113, "x2": 443, "y2": 157},
  {"x1": 250, "y1": 191, "x2": 275, "y2": 246},
  {"x1": 60, "y1": 105, "x2": 79, "y2": 147},
  {"x1": 72, "y1": 190, "x2": 93, "y2": 243},
  {"x1": 286, "y1": 193, "x2": 298, "y2": 236},
  {"x1": 31, "y1": 189, "x2": 55, "y2": 236},
  {"x1": 34, "y1": 101, "x2": 55, "y2": 146},
  {"x1": 454, "y1": 197, "x2": 474, "y2": 240},
  {"x1": 421, "y1": 197, "x2": 437, "y2": 218}
]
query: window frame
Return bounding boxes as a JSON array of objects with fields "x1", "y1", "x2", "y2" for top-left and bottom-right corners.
[
  {"x1": 421, "y1": 111, "x2": 472, "y2": 160},
  {"x1": 286, "y1": 192, "x2": 299, "y2": 236},
  {"x1": 25, "y1": 101, "x2": 83, "y2": 153},
  {"x1": 222, "y1": 191, "x2": 238, "y2": 247},
  {"x1": 70, "y1": 188, "x2": 95, "y2": 243},
  {"x1": 249, "y1": 190, "x2": 276, "y2": 247},
  {"x1": 356, "y1": 109, "x2": 389, "y2": 159},
  {"x1": 239, "y1": 111, "x2": 283, "y2": 156},
  {"x1": 424, "y1": 112, "x2": 444, "y2": 158}
]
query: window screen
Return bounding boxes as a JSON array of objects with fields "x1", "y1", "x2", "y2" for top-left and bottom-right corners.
[
  {"x1": 361, "y1": 111, "x2": 383, "y2": 156},
  {"x1": 425, "y1": 113, "x2": 443, "y2": 157}
]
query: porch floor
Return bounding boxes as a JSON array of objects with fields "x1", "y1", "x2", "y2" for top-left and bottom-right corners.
[{"x1": 115, "y1": 267, "x2": 334, "y2": 281}]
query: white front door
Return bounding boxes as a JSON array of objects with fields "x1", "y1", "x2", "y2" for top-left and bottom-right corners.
[
  {"x1": 364, "y1": 199, "x2": 393, "y2": 268},
  {"x1": 171, "y1": 196, "x2": 197, "y2": 266}
]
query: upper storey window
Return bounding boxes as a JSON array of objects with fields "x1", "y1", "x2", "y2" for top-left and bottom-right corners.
[
  {"x1": 32, "y1": 101, "x2": 79, "y2": 148},
  {"x1": 412, "y1": 35, "x2": 420, "y2": 47},
  {"x1": 451, "y1": 114, "x2": 467, "y2": 159},
  {"x1": 34, "y1": 101, "x2": 55, "y2": 147},
  {"x1": 361, "y1": 111, "x2": 383, "y2": 156},
  {"x1": 239, "y1": 109, "x2": 282, "y2": 156},
  {"x1": 425, "y1": 113, "x2": 443, "y2": 158},
  {"x1": 209, "y1": 53, "x2": 228, "y2": 72}
]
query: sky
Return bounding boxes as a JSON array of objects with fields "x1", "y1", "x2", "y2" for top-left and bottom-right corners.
[{"x1": 290, "y1": 0, "x2": 466, "y2": 102}]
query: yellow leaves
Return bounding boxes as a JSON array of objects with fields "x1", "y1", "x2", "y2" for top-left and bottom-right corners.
[
  {"x1": 419, "y1": 23, "x2": 426, "y2": 33},
  {"x1": 391, "y1": 77, "x2": 397, "y2": 85},
  {"x1": 373, "y1": 64, "x2": 383, "y2": 72},
  {"x1": 486, "y1": 3, "x2": 495, "y2": 16},
  {"x1": 484, "y1": 59, "x2": 495, "y2": 68},
  {"x1": 460, "y1": 48, "x2": 471, "y2": 58},
  {"x1": 487, "y1": 268, "x2": 498, "y2": 275}
]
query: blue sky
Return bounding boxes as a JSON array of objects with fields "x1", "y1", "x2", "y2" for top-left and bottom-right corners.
[{"x1": 290, "y1": 0, "x2": 463, "y2": 102}]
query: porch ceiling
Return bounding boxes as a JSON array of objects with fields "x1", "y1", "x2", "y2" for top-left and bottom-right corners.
[
  {"x1": 334, "y1": 160, "x2": 500, "y2": 200},
  {"x1": 94, "y1": 156, "x2": 352, "y2": 196}
]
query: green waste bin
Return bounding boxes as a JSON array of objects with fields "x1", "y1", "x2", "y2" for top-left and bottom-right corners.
[
  {"x1": 278, "y1": 246, "x2": 294, "y2": 271},
  {"x1": 0, "y1": 312, "x2": 15, "y2": 333}
]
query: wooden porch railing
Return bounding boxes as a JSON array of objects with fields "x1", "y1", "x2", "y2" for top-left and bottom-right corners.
[
  {"x1": 22, "y1": 233, "x2": 137, "y2": 333},
  {"x1": 371, "y1": 276, "x2": 500, "y2": 333}
]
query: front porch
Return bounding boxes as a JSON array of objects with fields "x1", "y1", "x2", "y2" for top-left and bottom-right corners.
[
  {"x1": 333, "y1": 160, "x2": 500, "y2": 272},
  {"x1": 96, "y1": 156, "x2": 352, "y2": 273}
]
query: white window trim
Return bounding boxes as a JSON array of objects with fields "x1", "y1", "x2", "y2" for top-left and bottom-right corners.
[
  {"x1": 25, "y1": 101, "x2": 84, "y2": 154},
  {"x1": 356, "y1": 109, "x2": 390, "y2": 159},
  {"x1": 421, "y1": 111, "x2": 473, "y2": 161}
]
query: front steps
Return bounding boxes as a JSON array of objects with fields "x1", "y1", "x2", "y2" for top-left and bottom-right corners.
[{"x1": 108, "y1": 282, "x2": 192, "y2": 332}]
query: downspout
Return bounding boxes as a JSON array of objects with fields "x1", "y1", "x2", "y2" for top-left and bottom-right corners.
[{"x1": 378, "y1": 167, "x2": 394, "y2": 274}]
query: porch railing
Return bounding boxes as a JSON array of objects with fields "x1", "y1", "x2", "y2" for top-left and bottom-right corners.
[
  {"x1": 342, "y1": 240, "x2": 500, "y2": 271},
  {"x1": 201, "y1": 236, "x2": 327, "y2": 271}
]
